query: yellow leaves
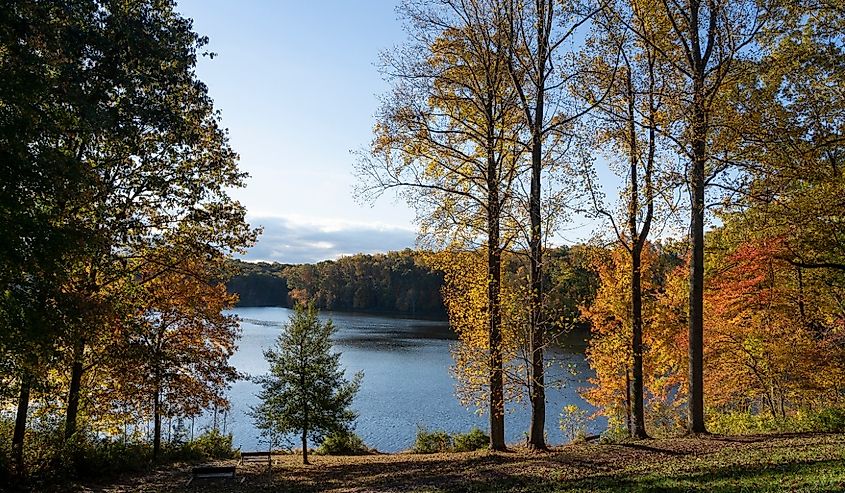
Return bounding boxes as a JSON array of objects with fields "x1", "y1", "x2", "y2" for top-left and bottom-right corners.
[{"x1": 422, "y1": 249, "x2": 527, "y2": 411}]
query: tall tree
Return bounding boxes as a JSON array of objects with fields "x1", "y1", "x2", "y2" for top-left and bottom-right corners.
[
  {"x1": 0, "y1": 0, "x2": 101, "y2": 472},
  {"x1": 424, "y1": 250, "x2": 529, "y2": 416},
  {"x1": 357, "y1": 0, "x2": 523, "y2": 450},
  {"x1": 104, "y1": 255, "x2": 242, "y2": 460},
  {"x1": 252, "y1": 304, "x2": 362, "y2": 465},
  {"x1": 623, "y1": 0, "x2": 773, "y2": 433},
  {"x1": 581, "y1": 244, "x2": 687, "y2": 435},
  {"x1": 51, "y1": 0, "x2": 255, "y2": 440},
  {"x1": 579, "y1": 0, "x2": 677, "y2": 438},
  {"x1": 500, "y1": 0, "x2": 600, "y2": 449}
]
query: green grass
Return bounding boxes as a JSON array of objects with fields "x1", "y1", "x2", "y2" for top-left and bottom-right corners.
[
  {"x1": 561, "y1": 460, "x2": 845, "y2": 492},
  {"x1": 409, "y1": 435, "x2": 845, "y2": 492},
  {"x1": 575, "y1": 439, "x2": 845, "y2": 493}
]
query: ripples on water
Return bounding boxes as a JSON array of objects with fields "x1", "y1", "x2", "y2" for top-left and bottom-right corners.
[{"x1": 221, "y1": 307, "x2": 603, "y2": 452}]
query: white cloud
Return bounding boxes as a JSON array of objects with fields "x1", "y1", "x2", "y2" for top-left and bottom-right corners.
[{"x1": 242, "y1": 215, "x2": 417, "y2": 264}]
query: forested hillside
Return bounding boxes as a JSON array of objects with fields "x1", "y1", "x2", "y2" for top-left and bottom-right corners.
[
  {"x1": 227, "y1": 246, "x2": 600, "y2": 323},
  {"x1": 226, "y1": 261, "x2": 292, "y2": 307},
  {"x1": 227, "y1": 250, "x2": 447, "y2": 317}
]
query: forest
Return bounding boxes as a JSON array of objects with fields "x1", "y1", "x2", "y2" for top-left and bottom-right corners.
[
  {"x1": 353, "y1": 0, "x2": 845, "y2": 453},
  {"x1": 226, "y1": 251, "x2": 448, "y2": 317},
  {"x1": 2, "y1": 0, "x2": 844, "y2": 491},
  {"x1": 226, "y1": 246, "x2": 598, "y2": 322}
]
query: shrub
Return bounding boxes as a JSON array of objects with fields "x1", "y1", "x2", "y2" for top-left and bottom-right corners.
[
  {"x1": 185, "y1": 429, "x2": 236, "y2": 459},
  {"x1": 706, "y1": 408, "x2": 845, "y2": 435},
  {"x1": 411, "y1": 426, "x2": 452, "y2": 453},
  {"x1": 559, "y1": 404, "x2": 589, "y2": 444},
  {"x1": 72, "y1": 437, "x2": 152, "y2": 478},
  {"x1": 598, "y1": 414, "x2": 630, "y2": 444},
  {"x1": 315, "y1": 430, "x2": 370, "y2": 455},
  {"x1": 452, "y1": 427, "x2": 489, "y2": 452},
  {"x1": 646, "y1": 400, "x2": 686, "y2": 438},
  {"x1": 0, "y1": 416, "x2": 237, "y2": 486},
  {"x1": 804, "y1": 408, "x2": 845, "y2": 432}
]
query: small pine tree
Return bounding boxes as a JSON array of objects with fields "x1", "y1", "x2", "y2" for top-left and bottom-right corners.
[{"x1": 251, "y1": 303, "x2": 362, "y2": 464}]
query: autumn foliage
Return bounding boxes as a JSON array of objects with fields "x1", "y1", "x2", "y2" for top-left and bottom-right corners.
[
  {"x1": 423, "y1": 250, "x2": 527, "y2": 411},
  {"x1": 583, "y1": 227, "x2": 845, "y2": 435},
  {"x1": 581, "y1": 243, "x2": 687, "y2": 435},
  {"x1": 704, "y1": 235, "x2": 845, "y2": 417}
]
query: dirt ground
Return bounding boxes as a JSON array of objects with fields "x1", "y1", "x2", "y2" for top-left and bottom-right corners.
[{"x1": 74, "y1": 433, "x2": 845, "y2": 493}]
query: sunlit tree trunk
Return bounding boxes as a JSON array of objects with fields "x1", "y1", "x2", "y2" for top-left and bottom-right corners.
[
  {"x1": 12, "y1": 373, "x2": 31, "y2": 475},
  {"x1": 488, "y1": 145, "x2": 506, "y2": 451},
  {"x1": 528, "y1": 126, "x2": 545, "y2": 450},
  {"x1": 688, "y1": 84, "x2": 707, "y2": 434},
  {"x1": 631, "y1": 243, "x2": 648, "y2": 438},
  {"x1": 65, "y1": 338, "x2": 85, "y2": 440}
]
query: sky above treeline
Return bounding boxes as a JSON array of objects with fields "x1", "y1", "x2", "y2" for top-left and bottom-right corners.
[{"x1": 177, "y1": 0, "x2": 605, "y2": 264}]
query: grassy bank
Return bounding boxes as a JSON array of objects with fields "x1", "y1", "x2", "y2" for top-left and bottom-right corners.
[{"x1": 71, "y1": 433, "x2": 845, "y2": 492}]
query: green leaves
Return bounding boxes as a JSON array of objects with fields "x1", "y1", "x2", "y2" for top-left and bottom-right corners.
[{"x1": 252, "y1": 304, "x2": 363, "y2": 451}]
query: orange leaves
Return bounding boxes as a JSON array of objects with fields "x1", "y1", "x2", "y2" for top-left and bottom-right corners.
[
  {"x1": 89, "y1": 254, "x2": 241, "y2": 429},
  {"x1": 581, "y1": 243, "x2": 687, "y2": 428},
  {"x1": 703, "y1": 233, "x2": 845, "y2": 414}
]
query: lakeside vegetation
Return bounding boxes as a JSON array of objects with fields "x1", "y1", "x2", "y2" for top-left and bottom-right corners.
[{"x1": 225, "y1": 245, "x2": 598, "y2": 323}]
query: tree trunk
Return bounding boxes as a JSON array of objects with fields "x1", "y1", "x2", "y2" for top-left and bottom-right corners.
[
  {"x1": 527, "y1": 130, "x2": 546, "y2": 450},
  {"x1": 301, "y1": 426, "x2": 309, "y2": 465},
  {"x1": 12, "y1": 373, "x2": 31, "y2": 475},
  {"x1": 625, "y1": 368, "x2": 632, "y2": 435},
  {"x1": 488, "y1": 148, "x2": 506, "y2": 451},
  {"x1": 302, "y1": 358, "x2": 310, "y2": 465},
  {"x1": 526, "y1": 1, "x2": 549, "y2": 451},
  {"x1": 153, "y1": 386, "x2": 162, "y2": 460},
  {"x1": 65, "y1": 338, "x2": 85, "y2": 440},
  {"x1": 301, "y1": 396, "x2": 309, "y2": 464},
  {"x1": 688, "y1": 92, "x2": 707, "y2": 434},
  {"x1": 630, "y1": 244, "x2": 649, "y2": 439}
]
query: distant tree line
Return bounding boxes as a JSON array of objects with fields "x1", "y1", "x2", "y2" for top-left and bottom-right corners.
[
  {"x1": 285, "y1": 250, "x2": 445, "y2": 317},
  {"x1": 227, "y1": 246, "x2": 600, "y2": 324},
  {"x1": 227, "y1": 250, "x2": 447, "y2": 317},
  {"x1": 226, "y1": 261, "x2": 294, "y2": 307}
]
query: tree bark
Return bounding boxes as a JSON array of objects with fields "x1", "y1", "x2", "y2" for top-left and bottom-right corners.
[
  {"x1": 488, "y1": 144, "x2": 506, "y2": 451},
  {"x1": 301, "y1": 426, "x2": 309, "y2": 465},
  {"x1": 628, "y1": 66, "x2": 650, "y2": 439},
  {"x1": 301, "y1": 351, "x2": 310, "y2": 465},
  {"x1": 65, "y1": 338, "x2": 85, "y2": 440},
  {"x1": 630, "y1": 244, "x2": 649, "y2": 439},
  {"x1": 625, "y1": 368, "x2": 632, "y2": 434},
  {"x1": 153, "y1": 385, "x2": 162, "y2": 460},
  {"x1": 12, "y1": 373, "x2": 31, "y2": 475},
  {"x1": 527, "y1": 128, "x2": 546, "y2": 450},
  {"x1": 527, "y1": 3, "x2": 548, "y2": 448},
  {"x1": 688, "y1": 91, "x2": 707, "y2": 434}
]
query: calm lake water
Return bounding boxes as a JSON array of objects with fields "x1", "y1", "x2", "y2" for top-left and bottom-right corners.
[{"x1": 222, "y1": 307, "x2": 602, "y2": 452}]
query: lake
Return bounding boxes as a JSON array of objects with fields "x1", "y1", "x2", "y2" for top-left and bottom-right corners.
[{"x1": 222, "y1": 307, "x2": 602, "y2": 452}]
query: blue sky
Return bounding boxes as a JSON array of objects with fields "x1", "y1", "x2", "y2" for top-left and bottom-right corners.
[
  {"x1": 177, "y1": 0, "x2": 418, "y2": 263},
  {"x1": 176, "y1": 1, "x2": 610, "y2": 263}
]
